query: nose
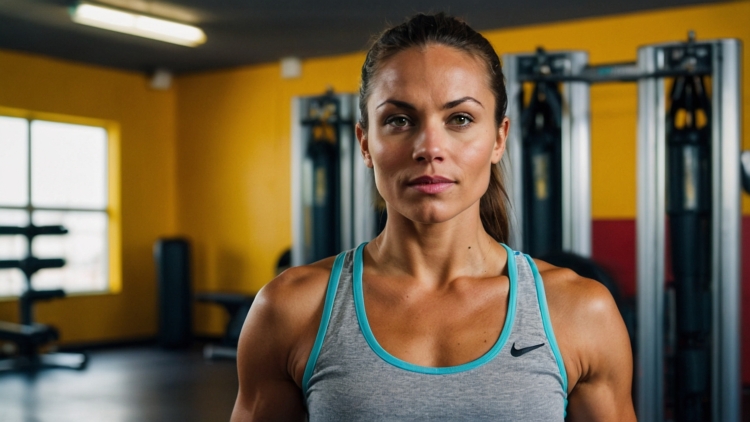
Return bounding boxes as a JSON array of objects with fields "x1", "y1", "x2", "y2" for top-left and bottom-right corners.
[{"x1": 412, "y1": 121, "x2": 445, "y2": 163}]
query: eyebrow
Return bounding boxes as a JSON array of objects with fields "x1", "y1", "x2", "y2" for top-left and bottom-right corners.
[
  {"x1": 444, "y1": 97, "x2": 484, "y2": 109},
  {"x1": 375, "y1": 96, "x2": 484, "y2": 110},
  {"x1": 376, "y1": 99, "x2": 415, "y2": 110}
]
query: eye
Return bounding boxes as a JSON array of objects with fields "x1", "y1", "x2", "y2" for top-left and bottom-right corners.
[
  {"x1": 448, "y1": 114, "x2": 473, "y2": 126},
  {"x1": 385, "y1": 116, "x2": 411, "y2": 128}
]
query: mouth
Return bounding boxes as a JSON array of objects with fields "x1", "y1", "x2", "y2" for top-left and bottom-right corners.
[{"x1": 407, "y1": 175, "x2": 456, "y2": 194}]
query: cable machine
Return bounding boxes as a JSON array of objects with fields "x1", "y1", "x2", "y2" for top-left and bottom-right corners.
[
  {"x1": 638, "y1": 36, "x2": 741, "y2": 422},
  {"x1": 504, "y1": 35, "x2": 742, "y2": 421},
  {"x1": 291, "y1": 91, "x2": 381, "y2": 266},
  {"x1": 503, "y1": 50, "x2": 590, "y2": 257}
]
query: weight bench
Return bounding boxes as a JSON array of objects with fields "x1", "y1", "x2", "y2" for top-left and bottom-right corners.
[
  {"x1": 0, "y1": 225, "x2": 88, "y2": 372},
  {"x1": 195, "y1": 292, "x2": 255, "y2": 360}
]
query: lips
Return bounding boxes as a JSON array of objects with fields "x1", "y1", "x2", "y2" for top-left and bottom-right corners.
[{"x1": 407, "y1": 175, "x2": 455, "y2": 194}]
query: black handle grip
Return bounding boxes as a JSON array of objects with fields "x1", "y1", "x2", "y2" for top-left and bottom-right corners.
[{"x1": 0, "y1": 225, "x2": 68, "y2": 237}]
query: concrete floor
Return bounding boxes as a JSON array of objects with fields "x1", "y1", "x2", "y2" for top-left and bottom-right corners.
[
  {"x1": 1, "y1": 345, "x2": 749, "y2": 421},
  {"x1": 0, "y1": 346, "x2": 238, "y2": 422}
]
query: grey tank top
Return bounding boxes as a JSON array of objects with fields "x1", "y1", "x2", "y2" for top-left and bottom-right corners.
[{"x1": 303, "y1": 243, "x2": 568, "y2": 421}]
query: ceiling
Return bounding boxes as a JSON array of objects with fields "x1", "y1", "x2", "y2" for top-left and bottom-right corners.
[{"x1": 0, "y1": 0, "x2": 725, "y2": 75}]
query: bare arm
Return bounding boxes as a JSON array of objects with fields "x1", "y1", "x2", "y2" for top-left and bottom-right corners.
[
  {"x1": 540, "y1": 262, "x2": 637, "y2": 422},
  {"x1": 566, "y1": 280, "x2": 636, "y2": 421},
  {"x1": 231, "y1": 264, "x2": 331, "y2": 421}
]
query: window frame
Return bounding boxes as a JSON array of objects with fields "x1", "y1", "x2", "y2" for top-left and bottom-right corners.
[{"x1": 0, "y1": 106, "x2": 121, "y2": 298}]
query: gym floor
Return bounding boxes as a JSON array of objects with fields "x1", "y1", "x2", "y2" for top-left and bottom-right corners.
[
  {"x1": 0, "y1": 344, "x2": 238, "y2": 422},
  {"x1": 2, "y1": 346, "x2": 750, "y2": 421}
]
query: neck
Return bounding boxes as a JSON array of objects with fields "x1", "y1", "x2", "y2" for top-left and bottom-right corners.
[{"x1": 366, "y1": 206, "x2": 507, "y2": 287}]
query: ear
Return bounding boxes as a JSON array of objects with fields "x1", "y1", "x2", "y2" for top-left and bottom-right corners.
[
  {"x1": 356, "y1": 123, "x2": 374, "y2": 168},
  {"x1": 491, "y1": 117, "x2": 510, "y2": 164}
]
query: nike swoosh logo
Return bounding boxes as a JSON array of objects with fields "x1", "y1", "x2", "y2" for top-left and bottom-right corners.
[{"x1": 510, "y1": 342, "x2": 545, "y2": 357}]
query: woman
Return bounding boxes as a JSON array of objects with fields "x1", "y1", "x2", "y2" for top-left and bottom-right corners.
[{"x1": 232, "y1": 13, "x2": 635, "y2": 421}]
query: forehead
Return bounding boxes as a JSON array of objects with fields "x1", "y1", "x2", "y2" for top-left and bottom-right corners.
[{"x1": 369, "y1": 44, "x2": 492, "y2": 104}]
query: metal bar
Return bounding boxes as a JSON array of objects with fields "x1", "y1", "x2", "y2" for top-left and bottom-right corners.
[
  {"x1": 501, "y1": 54, "x2": 524, "y2": 250},
  {"x1": 636, "y1": 45, "x2": 665, "y2": 422},
  {"x1": 26, "y1": 119, "x2": 32, "y2": 259},
  {"x1": 561, "y1": 74, "x2": 572, "y2": 253},
  {"x1": 654, "y1": 53, "x2": 667, "y2": 422},
  {"x1": 338, "y1": 94, "x2": 354, "y2": 251},
  {"x1": 0, "y1": 206, "x2": 108, "y2": 213},
  {"x1": 518, "y1": 65, "x2": 712, "y2": 84},
  {"x1": 710, "y1": 42, "x2": 721, "y2": 422},
  {"x1": 713, "y1": 38, "x2": 742, "y2": 422},
  {"x1": 352, "y1": 96, "x2": 378, "y2": 247},
  {"x1": 565, "y1": 52, "x2": 591, "y2": 257},
  {"x1": 290, "y1": 97, "x2": 304, "y2": 267}
]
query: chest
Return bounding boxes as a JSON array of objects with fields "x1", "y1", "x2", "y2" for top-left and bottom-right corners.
[
  {"x1": 306, "y1": 324, "x2": 565, "y2": 422},
  {"x1": 362, "y1": 277, "x2": 510, "y2": 367}
]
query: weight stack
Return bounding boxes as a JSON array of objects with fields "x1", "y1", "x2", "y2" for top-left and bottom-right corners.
[{"x1": 154, "y1": 238, "x2": 192, "y2": 348}]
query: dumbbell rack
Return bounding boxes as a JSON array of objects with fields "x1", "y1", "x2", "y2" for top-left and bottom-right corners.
[{"x1": 0, "y1": 224, "x2": 87, "y2": 371}]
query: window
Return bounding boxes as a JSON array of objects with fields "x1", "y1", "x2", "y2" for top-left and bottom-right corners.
[{"x1": 0, "y1": 115, "x2": 112, "y2": 297}]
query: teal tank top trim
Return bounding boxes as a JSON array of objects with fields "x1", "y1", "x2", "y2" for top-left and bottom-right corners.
[
  {"x1": 525, "y1": 254, "x2": 569, "y2": 415},
  {"x1": 302, "y1": 252, "x2": 346, "y2": 392},
  {"x1": 304, "y1": 244, "x2": 568, "y2": 420},
  {"x1": 352, "y1": 242, "x2": 518, "y2": 375}
]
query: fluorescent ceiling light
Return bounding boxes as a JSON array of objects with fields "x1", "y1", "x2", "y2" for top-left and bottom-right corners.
[{"x1": 71, "y1": 3, "x2": 206, "y2": 47}]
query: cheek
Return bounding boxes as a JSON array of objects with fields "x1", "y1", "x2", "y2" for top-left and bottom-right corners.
[
  {"x1": 369, "y1": 138, "x2": 409, "y2": 172},
  {"x1": 456, "y1": 133, "x2": 496, "y2": 170}
]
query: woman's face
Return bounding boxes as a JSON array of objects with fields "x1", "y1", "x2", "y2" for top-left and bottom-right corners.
[{"x1": 357, "y1": 44, "x2": 508, "y2": 226}]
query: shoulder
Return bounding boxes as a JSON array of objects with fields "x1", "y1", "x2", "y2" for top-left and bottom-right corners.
[
  {"x1": 232, "y1": 257, "x2": 338, "y2": 420},
  {"x1": 531, "y1": 258, "x2": 632, "y2": 394},
  {"x1": 238, "y1": 255, "x2": 339, "y2": 383},
  {"x1": 532, "y1": 258, "x2": 618, "y2": 324},
  {"x1": 251, "y1": 255, "x2": 337, "y2": 341},
  {"x1": 532, "y1": 258, "x2": 623, "y2": 351}
]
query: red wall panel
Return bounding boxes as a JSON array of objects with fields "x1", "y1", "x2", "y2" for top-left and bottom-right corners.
[{"x1": 591, "y1": 218, "x2": 750, "y2": 385}]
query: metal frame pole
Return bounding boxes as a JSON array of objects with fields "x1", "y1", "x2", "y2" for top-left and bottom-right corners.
[
  {"x1": 501, "y1": 54, "x2": 524, "y2": 250},
  {"x1": 636, "y1": 45, "x2": 666, "y2": 422},
  {"x1": 351, "y1": 98, "x2": 379, "y2": 247},
  {"x1": 711, "y1": 39, "x2": 741, "y2": 422},
  {"x1": 338, "y1": 94, "x2": 354, "y2": 251},
  {"x1": 562, "y1": 52, "x2": 591, "y2": 257},
  {"x1": 502, "y1": 51, "x2": 590, "y2": 254},
  {"x1": 293, "y1": 93, "x2": 376, "y2": 264},
  {"x1": 291, "y1": 96, "x2": 304, "y2": 266}
]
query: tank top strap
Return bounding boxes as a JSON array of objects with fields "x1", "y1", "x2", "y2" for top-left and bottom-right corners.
[
  {"x1": 302, "y1": 249, "x2": 351, "y2": 392},
  {"x1": 507, "y1": 249, "x2": 546, "y2": 339},
  {"x1": 508, "y1": 249, "x2": 569, "y2": 398}
]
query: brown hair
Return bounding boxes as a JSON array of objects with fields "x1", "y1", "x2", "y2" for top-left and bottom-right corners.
[{"x1": 359, "y1": 13, "x2": 511, "y2": 243}]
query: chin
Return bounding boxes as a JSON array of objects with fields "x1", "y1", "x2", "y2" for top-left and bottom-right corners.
[{"x1": 399, "y1": 204, "x2": 461, "y2": 225}]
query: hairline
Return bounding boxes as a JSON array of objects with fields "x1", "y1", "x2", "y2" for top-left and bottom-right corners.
[{"x1": 361, "y1": 42, "x2": 502, "y2": 130}]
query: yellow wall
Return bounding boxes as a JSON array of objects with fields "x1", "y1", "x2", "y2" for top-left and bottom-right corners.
[
  {"x1": 176, "y1": 2, "x2": 750, "y2": 335},
  {"x1": 2, "y1": 1, "x2": 747, "y2": 341},
  {"x1": 0, "y1": 50, "x2": 177, "y2": 343},
  {"x1": 175, "y1": 55, "x2": 364, "y2": 334}
]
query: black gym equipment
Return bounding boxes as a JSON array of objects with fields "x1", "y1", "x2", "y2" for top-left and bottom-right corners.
[
  {"x1": 154, "y1": 238, "x2": 193, "y2": 349},
  {"x1": 302, "y1": 93, "x2": 342, "y2": 263},
  {"x1": 0, "y1": 224, "x2": 88, "y2": 371},
  {"x1": 195, "y1": 292, "x2": 254, "y2": 360},
  {"x1": 740, "y1": 150, "x2": 750, "y2": 194},
  {"x1": 292, "y1": 91, "x2": 383, "y2": 267},
  {"x1": 520, "y1": 49, "x2": 564, "y2": 258},
  {"x1": 154, "y1": 238, "x2": 259, "y2": 360},
  {"x1": 665, "y1": 62, "x2": 713, "y2": 422}
]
